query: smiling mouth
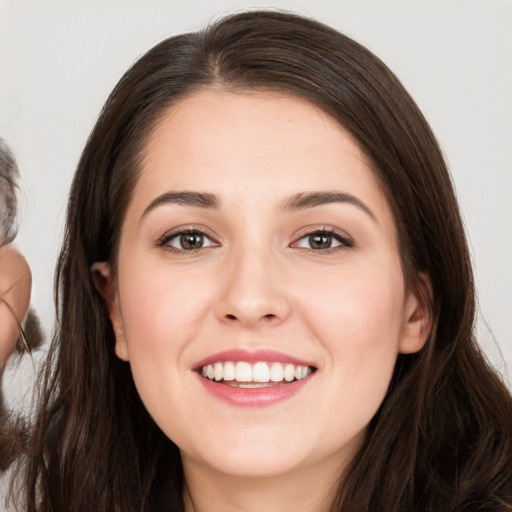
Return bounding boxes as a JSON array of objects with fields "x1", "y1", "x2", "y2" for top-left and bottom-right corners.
[{"x1": 199, "y1": 361, "x2": 316, "y2": 388}]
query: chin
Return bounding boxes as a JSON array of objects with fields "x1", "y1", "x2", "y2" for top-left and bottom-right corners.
[
  {"x1": 177, "y1": 426, "x2": 308, "y2": 476},
  {"x1": 194, "y1": 449, "x2": 308, "y2": 479}
]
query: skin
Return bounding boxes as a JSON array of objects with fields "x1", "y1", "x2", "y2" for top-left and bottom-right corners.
[
  {"x1": 95, "y1": 89, "x2": 432, "y2": 512},
  {"x1": 0, "y1": 244, "x2": 31, "y2": 367}
]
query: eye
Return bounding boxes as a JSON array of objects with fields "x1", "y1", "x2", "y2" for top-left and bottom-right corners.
[
  {"x1": 158, "y1": 230, "x2": 217, "y2": 251},
  {"x1": 292, "y1": 229, "x2": 353, "y2": 252}
]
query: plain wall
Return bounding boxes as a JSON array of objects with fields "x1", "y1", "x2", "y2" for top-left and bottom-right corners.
[{"x1": 1, "y1": 0, "x2": 511, "y2": 399}]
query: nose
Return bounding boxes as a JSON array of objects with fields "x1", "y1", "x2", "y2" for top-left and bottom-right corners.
[{"x1": 214, "y1": 246, "x2": 290, "y2": 328}]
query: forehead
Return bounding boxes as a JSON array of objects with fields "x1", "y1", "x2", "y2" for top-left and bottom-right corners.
[{"x1": 129, "y1": 88, "x2": 395, "y2": 231}]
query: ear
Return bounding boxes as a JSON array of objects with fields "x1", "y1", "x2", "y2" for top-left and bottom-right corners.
[
  {"x1": 91, "y1": 262, "x2": 129, "y2": 361},
  {"x1": 399, "y1": 273, "x2": 433, "y2": 355}
]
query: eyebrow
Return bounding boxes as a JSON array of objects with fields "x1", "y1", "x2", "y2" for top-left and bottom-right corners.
[
  {"x1": 279, "y1": 191, "x2": 376, "y2": 221},
  {"x1": 141, "y1": 189, "x2": 376, "y2": 222},
  {"x1": 142, "y1": 191, "x2": 220, "y2": 218}
]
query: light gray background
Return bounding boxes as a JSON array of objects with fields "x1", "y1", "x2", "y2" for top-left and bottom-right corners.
[{"x1": 1, "y1": 0, "x2": 511, "y2": 398}]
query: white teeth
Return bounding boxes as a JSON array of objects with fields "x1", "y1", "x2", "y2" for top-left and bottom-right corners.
[
  {"x1": 235, "y1": 361, "x2": 252, "y2": 382},
  {"x1": 253, "y1": 362, "x2": 270, "y2": 382},
  {"x1": 200, "y1": 361, "x2": 313, "y2": 384},
  {"x1": 214, "y1": 362, "x2": 223, "y2": 381},
  {"x1": 223, "y1": 361, "x2": 236, "y2": 381},
  {"x1": 270, "y1": 362, "x2": 284, "y2": 382},
  {"x1": 284, "y1": 364, "x2": 295, "y2": 382}
]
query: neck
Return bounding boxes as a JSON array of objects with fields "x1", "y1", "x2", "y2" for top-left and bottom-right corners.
[{"x1": 182, "y1": 455, "x2": 347, "y2": 512}]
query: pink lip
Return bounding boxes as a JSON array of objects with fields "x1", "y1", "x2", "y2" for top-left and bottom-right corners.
[
  {"x1": 193, "y1": 349, "x2": 314, "y2": 370},
  {"x1": 196, "y1": 373, "x2": 313, "y2": 407},
  {"x1": 193, "y1": 349, "x2": 316, "y2": 408}
]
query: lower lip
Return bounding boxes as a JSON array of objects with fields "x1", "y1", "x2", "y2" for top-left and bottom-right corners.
[{"x1": 197, "y1": 374, "x2": 313, "y2": 407}]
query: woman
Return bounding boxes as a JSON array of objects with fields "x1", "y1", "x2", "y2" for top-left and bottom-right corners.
[{"x1": 15, "y1": 11, "x2": 512, "y2": 511}]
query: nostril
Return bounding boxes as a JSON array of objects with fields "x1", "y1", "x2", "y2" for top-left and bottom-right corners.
[{"x1": 224, "y1": 313, "x2": 276, "y2": 322}]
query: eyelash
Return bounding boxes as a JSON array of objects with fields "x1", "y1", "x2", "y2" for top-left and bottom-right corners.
[
  {"x1": 157, "y1": 226, "x2": 354, "y2": 254},
  {"x1": 291, "y1": 227, "x2": 354, "y2": 254},
  {"x1": 157, "y1": 227, "x2": 218, "y2": 254}
]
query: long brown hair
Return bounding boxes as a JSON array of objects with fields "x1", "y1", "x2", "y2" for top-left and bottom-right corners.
[{"x1": 17, "y1": 11, "x2": 512, "y2": 511}]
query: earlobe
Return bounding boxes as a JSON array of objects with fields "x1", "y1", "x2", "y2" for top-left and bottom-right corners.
[
  {"x1": 91, "y1": 262, "x2": 129, "y2": 362},
  {"x1": 399, "y1": 273, "x2": 433, "y2": 355}
]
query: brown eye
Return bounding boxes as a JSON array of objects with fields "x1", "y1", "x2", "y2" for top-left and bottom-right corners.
[
  {"x1": 160, "y1": 230, "x2": 216, "y2": 251},
  {"x1": 308, "y1": 234, "x2": 333, "y2": 250},
  {"x1": 293, "y1": 229, "x2": 353, "y2": 252},
  {"x1": 180, "y1": 233, "x2": 205, "y2": 250}
]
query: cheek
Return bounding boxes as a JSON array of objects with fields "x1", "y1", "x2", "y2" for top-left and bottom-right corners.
[
  {"x1": 307, "y1": 263, "x2": 403, "y2": 325},
  {"x1": 298, "y1": 262, "x2": 405, "y2": 381},
  {"x1": 114, "y1": 264, "x2": 216, "y2": 434},
  {"x1": 118, "y1": 265, "x2": 215, "y2": 359},
  {"x1": 305, "y1": 265, "x2": 405, "y2": 437}
]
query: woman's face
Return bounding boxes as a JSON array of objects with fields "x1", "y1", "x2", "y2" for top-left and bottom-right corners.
[{"x1": 98, "y1": 89, "x2": 429, "y2": 481}]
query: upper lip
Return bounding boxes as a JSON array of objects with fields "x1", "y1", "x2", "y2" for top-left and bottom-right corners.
[{"x1": 192, "y1": 349, "x2": 317, "y2": 371}]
